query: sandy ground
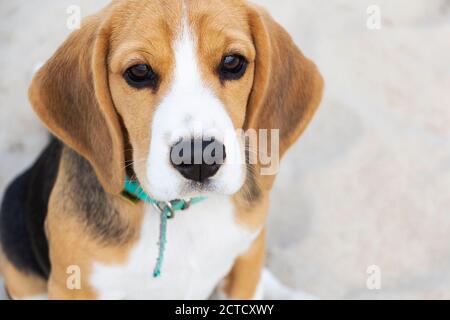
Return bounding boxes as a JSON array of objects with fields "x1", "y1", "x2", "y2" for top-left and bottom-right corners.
[{"x1": 1, "y1": 0, "x2": 450, "y2": 300}]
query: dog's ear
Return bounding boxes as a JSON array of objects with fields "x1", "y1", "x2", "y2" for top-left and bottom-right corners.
[
  {"x1": 29, "y1": 14, "x2": 125, "y2": 194},
  {"x1": 245, "y1": 5, "x2": 324, "y2": 158}
]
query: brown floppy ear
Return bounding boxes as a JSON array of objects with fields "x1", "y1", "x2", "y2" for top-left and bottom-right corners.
[
  {"x1": 245, "y1": 5, "x2": 324, "y2": 158},
  {"x1": 29, "y1": 14, "x2": 124, "y2": 194}
]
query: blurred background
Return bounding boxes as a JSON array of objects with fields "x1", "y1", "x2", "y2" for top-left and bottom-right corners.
[{"x1": 1, "y1": 0, "x2": 449, "y2": 299}]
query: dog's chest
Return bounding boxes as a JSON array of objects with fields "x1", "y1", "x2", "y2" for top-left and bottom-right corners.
[{"x1": 90, "y1": 196, "x2": 258, "y2": 299}]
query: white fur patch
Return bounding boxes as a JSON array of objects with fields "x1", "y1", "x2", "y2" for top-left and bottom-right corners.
[
  {"x1": 90, "y1": 196, "x2": 259, "y2": 299},
  {"x1": 260, "y1": 269, "x2": 317, "y2": 300},
  {"x1": 145, "y1": 13, "x2": 245, "y2": 201}
]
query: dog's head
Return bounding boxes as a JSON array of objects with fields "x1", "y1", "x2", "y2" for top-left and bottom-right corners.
[{"x1": 29, "y1": 0, "x2": 323, "y2": 201}]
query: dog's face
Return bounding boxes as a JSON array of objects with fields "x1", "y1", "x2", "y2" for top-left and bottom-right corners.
[
  {"x1": 108, "y1": 0, "x2": 254, "y2": 200},
  {"x1": 29, "y1": 0, "x2": 323, "y2": 200}
]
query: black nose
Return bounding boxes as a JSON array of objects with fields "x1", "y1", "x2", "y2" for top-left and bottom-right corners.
[{"x1": 170, "y1": 138, "x2": 226, "y2": 182}]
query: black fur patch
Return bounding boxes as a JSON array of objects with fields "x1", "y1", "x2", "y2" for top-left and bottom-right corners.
[
  {"x1": 0, "y1": 138, "x2": 133, "y2": 280},
  {"x1": 0, "y1": 138, "x2": 62, "y2": 279},
  {"x1": 63, "y1": 148, "x2": 132, "y2": 245},
  {"x1": 239, "y1": 139, "x2": 262, "y2": 204}
]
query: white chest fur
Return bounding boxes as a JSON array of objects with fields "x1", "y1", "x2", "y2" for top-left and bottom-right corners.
[{"x1": 90, "y1": 196, "x2": 259, "y2": 299}]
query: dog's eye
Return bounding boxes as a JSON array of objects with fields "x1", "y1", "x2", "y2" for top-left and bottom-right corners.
[
  {"x1": 219, "y1": 55, "x2": 247, "y2": 81},
  {"x1": 124, "y1": 64, "x2": 159, "y2": 89}
]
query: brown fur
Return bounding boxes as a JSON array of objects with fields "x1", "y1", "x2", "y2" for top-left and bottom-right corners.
[
  {"x1": 45, "y1": 148, "x2": 145, "y2": 299},
  {"x1": 29, "y1": 12, "x2": 125, "y2": 195},
  {"x1": 0, "y1": 250, "x2": 47, "y2": 299},
  {"x1": 3, "y1": 0, "x2": 323, "y2": 299},
  {"x1": 222, "y1": 229, "x2": 266, "y2": 299}
]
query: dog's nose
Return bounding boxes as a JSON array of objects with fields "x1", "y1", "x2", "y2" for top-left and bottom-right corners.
[{"x1": 170, "y1": 138, "x2": 226, "y2": 182}]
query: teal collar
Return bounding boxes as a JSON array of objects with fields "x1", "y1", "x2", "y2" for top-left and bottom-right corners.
[
  {"x1": 123, "y1": 177, "x2": 206, "y2": 213},
  {"x1": 123, "y1": 177, "x2": 207, "y2": 277}
]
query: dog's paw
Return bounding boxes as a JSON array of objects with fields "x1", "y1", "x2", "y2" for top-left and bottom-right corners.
[
  {"x1": 261, "y1": 269, "x2": 317, "y2": 300},
  {"x1": 210, "y1": 268, "x2": 317, "y2": 300}
]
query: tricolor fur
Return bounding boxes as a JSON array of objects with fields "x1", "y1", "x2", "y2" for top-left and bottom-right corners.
[{"x1": 0, "y1": 0, "x2": 323, "y2": 300}]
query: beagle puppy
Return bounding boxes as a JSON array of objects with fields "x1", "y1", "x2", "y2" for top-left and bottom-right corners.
[{"x1": 0, "y1": 0, "x2": 323, "y2": 300}]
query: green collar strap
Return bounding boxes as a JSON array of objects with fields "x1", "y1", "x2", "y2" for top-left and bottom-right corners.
[{"x1": 123, "y1": 177, "x2": 207, "y2": 277}]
